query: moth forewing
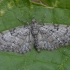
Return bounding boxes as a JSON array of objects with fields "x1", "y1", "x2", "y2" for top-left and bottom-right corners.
[{"x1": 0, "y1": 26, "x2": 33, "y2": 54}]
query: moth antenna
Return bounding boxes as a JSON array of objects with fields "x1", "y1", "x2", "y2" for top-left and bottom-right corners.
[
  {"x1": 16, "y1": 17, "x2": 26, "y2": 23},
  {"x1": 27, "y1": 22, "x2": 29, "y2": 25},
  {"x1": 39, "y1": 14, "x2": 46, "y2": 24}
]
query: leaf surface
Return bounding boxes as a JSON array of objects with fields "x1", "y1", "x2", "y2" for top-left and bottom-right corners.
[{"x1": 0, "y1": 0, "x2": 70, "y2": 70}]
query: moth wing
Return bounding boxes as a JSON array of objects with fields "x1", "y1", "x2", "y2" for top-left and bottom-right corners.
[
  {"x1": 38, "y1": 24, "x2": 69, "y2": 50},
  {"x1": 0, "y1": 26, "x2": 33, "y2": 54}
]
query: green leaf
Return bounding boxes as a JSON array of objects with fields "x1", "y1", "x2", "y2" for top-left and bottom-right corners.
[{"x1": 0, "y1": 0, "x2": 70, "y2": 70}]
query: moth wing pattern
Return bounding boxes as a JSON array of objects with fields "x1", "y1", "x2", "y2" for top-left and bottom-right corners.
[
  {"x1": 0, "y1": 26, "x2": 33, "y2": 54},
  {"x1": 38, "y1": 24, "x2": 70, "y2": 50}
]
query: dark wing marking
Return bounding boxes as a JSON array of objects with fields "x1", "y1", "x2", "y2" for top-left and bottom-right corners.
[
  {"x1": 38, "y1": 24, "x2": 70, "y2": 50},
  {"x1": 0, "y1": 26, "x2": 33, "y2": 54}
]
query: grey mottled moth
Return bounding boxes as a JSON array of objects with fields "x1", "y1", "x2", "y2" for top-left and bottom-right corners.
[{"x1": 0, "y1": 18, "x2": 70, "y2": 54}]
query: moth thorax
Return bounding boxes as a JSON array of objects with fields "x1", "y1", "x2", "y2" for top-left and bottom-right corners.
[{"x1": 31, "y1": 24, "x2": 38, "y2": 35}]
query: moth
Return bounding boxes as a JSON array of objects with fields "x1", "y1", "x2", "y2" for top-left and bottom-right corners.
[{"x1": 0, "y1": 18, "x2": 70, "y2": 54}]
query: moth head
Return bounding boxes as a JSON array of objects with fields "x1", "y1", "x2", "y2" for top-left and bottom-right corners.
[{"x1": 31, "y1": 17, "x2": 36, "y2": 24}]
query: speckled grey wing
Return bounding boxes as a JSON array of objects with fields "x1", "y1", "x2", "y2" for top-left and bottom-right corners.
[
  {"x1": 38, "y1": 24, "x2": 70, "y2": 51},
  {"x1": 0, "y1": 26, "x2": 33, "y2": 54}
]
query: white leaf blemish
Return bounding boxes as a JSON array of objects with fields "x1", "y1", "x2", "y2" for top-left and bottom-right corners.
[
  {"x1": 0, "y1": 9, "x2": 5, "y2": 16},
  {"x1": 0, "y1": 0, "x2": 3, "y2": 3},
  {"x1": 7, "y1": 2, "x2": 13, "y2": 9}
]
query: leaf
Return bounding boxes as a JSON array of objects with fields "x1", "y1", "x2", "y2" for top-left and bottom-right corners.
[{"x1": 0, "y1": 0, "x2": 70, "y2": 70}]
